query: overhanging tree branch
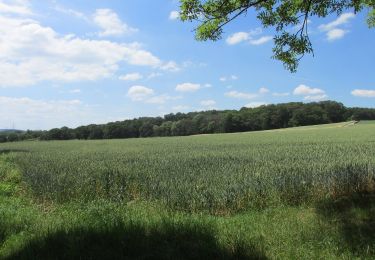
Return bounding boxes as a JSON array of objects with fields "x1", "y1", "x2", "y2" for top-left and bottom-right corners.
[{"x1": 179, "y1": 0, "x2": 374, "y2": 72}]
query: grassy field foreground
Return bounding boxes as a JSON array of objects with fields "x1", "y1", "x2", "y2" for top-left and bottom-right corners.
[{"x1": 1, "y1": 122, "x2": 375, "y2": 259}]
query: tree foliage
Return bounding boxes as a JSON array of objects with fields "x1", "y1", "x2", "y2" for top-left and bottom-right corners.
[
  {"x1": 2, "y1": 101, "x2": 375, "y2": 142},
  {"x1": 179, "y1": 0, "x2": 375, "y2": 72}
]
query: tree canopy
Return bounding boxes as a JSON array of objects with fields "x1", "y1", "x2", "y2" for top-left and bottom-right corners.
[
  {"x1": 179, "y1": 0, "x2": 375, "y2": 72},
  {"x1": 2, "y1": 101, "x2": 375, "y2": 143}
]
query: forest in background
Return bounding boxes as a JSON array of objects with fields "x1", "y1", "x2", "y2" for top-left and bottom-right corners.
[{"x1": 2, "y1": 101, "x2": 375, "y2": 142}]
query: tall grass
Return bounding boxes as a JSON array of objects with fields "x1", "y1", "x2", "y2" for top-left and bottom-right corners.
[{"x1": 1, "y1": 122, "x2": 374, "y2": 214}]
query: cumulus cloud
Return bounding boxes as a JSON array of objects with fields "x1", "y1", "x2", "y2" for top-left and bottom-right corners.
[
  {"x1": 169, "y1": 10, "x2": 179, "y2": 20},
  {"x1": 303, "y1": 94, "x2": 328, "y2": 101},
  {"x1": 293, "y1": 84, "x2": 325, "y2": 95},
  {"x1": 175, "y1": 83, "x2": 201, "y2": 92},
  {"x1": 319, "y1": 12, "x2": 355, "y2": 41},
  {"x1": 0, "y1": 0, "x2": 32, "y2": 15},
  {"x1": 326, "y1": 28, "x2": 346, "y2": 41},
  {"x1": 249, "y1": 36, "x2": 273, "y2": 45},
  {"x1": 351, "y1": 89, "x2": 375, "y2": 98},
  {"x1": 127, "y1": 86, "x2": 181, "y2": 104},
  {"x1": 147, "y1": 72, "x2": 163, "y2": 79},
  {"x1": 226, "y1": 32, "x2": 249, "y2": 45},
  {"x1": 69, "y1": 88, "x2": 81, "y2": 94},
  {"x1": 119, "y1": 73, "x2": 143, "y2": 81},
  {"x1": 0, "y1": 96, "x2": 82, "y2": 111},
  {"x1": 93, "y1": 9, "x2": 137, "y2": 37},
  {"x1": 145, "y1": 94, "x2": 181, "y2": 104},
  {"x1": 245, "y1": 102, "x2": 267, "y2": 108},
  {"x1": 172, "y1": 105, "x2": 190, "y2": 111},
  {"x1": 225, "y1": 91, "x2": 258, "y2": 100},
  {"x1": 0, "y1": 96, "x2": 94, "y2": 129},
  {"x1": 127, "y1": 85, "x2": 154, "y2": 101},
  {"x1": 226, "y1": 28, "x2": 272, "y2": 46},
  {"x1": 272, "y1": 92, "x2": 290, "y2": 97},
  {"x1": 200, "y1": 100, "x2": 216, "y2": 106},
  {"x1": 0, "y1": 95, "x2": 126, "y2": 129},
  {"x1": 293, "y1": 84, "x2": 328, "y2": 101},
  {"x1": 160, "y1": 61, "x2": 180, "y2": 72},
  {"x1": 219, "y1": 75, "x2": 238, "y2": 82},
  {"x1": 319, "y1": 13, "x2": 355, "y2": 32},
  {"x1": 53, "y1": 4, "x2": 89, "y2": 21},
  {"x1": 258, "y1": 87, "x2": 270, "y2": 94},
  {"x1": 0, "y1": 14, "x2": 162, "y2": 87}
]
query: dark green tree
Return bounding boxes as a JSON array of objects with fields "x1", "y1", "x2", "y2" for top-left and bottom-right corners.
[
  {"x1": 139, "y1": 122, "x2": 155, "y2": 137},
  {"x1": 158, "y1": 121, "x2": 173, "y2": 136},
  {"x1": 4, "y1": 101, "x2": 375, "y2": 143},
  {"x1": 87, "y1": 125, "x2": 104, "y2": 140},
  {"x1": 0, "y1": 135, "x2": 7, "y2": 143},
  {"x1": 75, "y1": 126, "x2": 91, "y2": 140},
  {"x1": 7, "y1": 133, "x2": 19, "y2": 142}
]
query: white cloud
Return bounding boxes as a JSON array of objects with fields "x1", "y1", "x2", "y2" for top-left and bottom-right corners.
[
  {"x1": 199, "y1": 99, "x2": 217, "y2": 110},
  {"x1": 258, "y1": 87, "x2": 269, "y2": 94},
  {"x1": 200, "y1": 100, "x2": 216, "y2": 106},
  {"x1": 160, "y1": 61, "x2": 180, "y2": 72},
  {"x1": 0, "y1": 15, "x2": 162, "y2": 87},
  {"x1": 245, "y1": 102, "x2": 267, "y2": 108},
  {"x1": 293, "y1": 84, "x2": 328, "y2": 101},
  {"x1": 69, "y1": 88, "x2": 81, "y2": 94},
  {"x1": 293, "y1": 84, "x2": 325, "y2": 95},
  {"x1": 175, "y1": 83, "x2": 201, "y2": 92},
  {"x1": 0, "y1": 95, "x2": 125, "y2": 129},
  {"x1": 127, "y1": 85, "x2": 154, "y2": 101},
  {"x1": 127, "y1": 86, "x2": 181, "y2": 104},
  {"x1": 226, "y1": 28, "x2": 272, "y2": 46},
  {"x1": 93, "y1": 9, "x2": 137, "y2": 37},
  {"x1": 326, "y1": 28, "x2": 346, "y2": 41},
  {"x1": 0, "y1": 0, "x2": 32, "y2": 15},
  {"x1": 319, "y1": 12, "x2": 355, "y2": 41},
  {"x1": 304, "y1": 94, "x2": 328, "y2": 101},
  {"x1": 145, "y1": 94, "x2": 181, "y2": 104},
  {"x1": 0, "y1": 96, "x2": 91, "y2": 129},
  {"x1": 53, "y1": 4, "x2": 88, "y2": 21},
  {"x1": 172, "y1": 105, "x2": 190, "y2": 111},
  {"x1": 319, "y1": 13, "x2": 355, "y2": 32},
  {"x1": 169, "y1": 10, "x2": 179, "y2": 20},
  {"x1": 225, "y1": 91, "x2": 258, "y2": 100},
  {"x1": 219, "y1": 75, "x2": 238, "y2": 82},
  {"x1": 249, "y1": 36, "x2": 273, "y2": 45},
  {"x1": 272, "y1": 92, "x2": 290, "y2": 97},
  {"x1": 147, "y1": 72, "x2": 163, "y2": 79},
  {"x1": 181, "y1": 60, "x2": 207, "y2": 69},
  {"x1": 119, "y1": 73, "x2": 143, "y2": 81},
  {"x1": 226, "y1": 32, "x2": 249, "y2": 45},
  {"x1": 351, "y1": 89, "x2": 375, "y2": 98},
  {"x1": 204, "y1": 83, "x2": 212, "y2": 88},
  {"x1": 172, "y1": 105, "x2": 190, "y2": 112}
]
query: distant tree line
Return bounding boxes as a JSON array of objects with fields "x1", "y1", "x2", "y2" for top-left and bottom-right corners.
[{"x1": 1, "y1": 101, "x2": 375, "y2": 143}]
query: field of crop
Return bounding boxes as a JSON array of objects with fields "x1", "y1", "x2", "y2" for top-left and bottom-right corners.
[{"x1": 1, "y1": 121, "x2": 375, "y2": 259}]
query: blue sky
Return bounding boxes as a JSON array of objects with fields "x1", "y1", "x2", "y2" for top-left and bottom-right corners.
[{"x1": 0, "y1": 0, "x2": 374, "y2": 130}]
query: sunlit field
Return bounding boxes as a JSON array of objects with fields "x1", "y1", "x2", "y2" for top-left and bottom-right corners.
[{"x1": 1, "y1": 121, "x2": 375, "y2": 259}]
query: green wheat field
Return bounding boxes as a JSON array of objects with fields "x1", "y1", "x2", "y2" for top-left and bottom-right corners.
[{"x1": 1, "y1": 121, "x2": 375, "y2": 259}]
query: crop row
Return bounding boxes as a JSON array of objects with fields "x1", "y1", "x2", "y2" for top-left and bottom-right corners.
[{"x1": 1, "y1": 123, "x2": 374, "y2": 214}]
